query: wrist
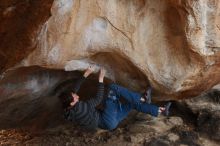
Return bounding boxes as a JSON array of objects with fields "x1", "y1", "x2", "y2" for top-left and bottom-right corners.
[
  {"x1": 83, "y1": 72, "x2": 90, "y2": 78},
  {"x1": 99, "y1": 78, "x2": 104, "y2": 83}
]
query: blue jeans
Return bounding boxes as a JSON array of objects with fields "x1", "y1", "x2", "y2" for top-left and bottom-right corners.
[{"x1": 98, "y1": 84, "x2": 159, "y2": 130}]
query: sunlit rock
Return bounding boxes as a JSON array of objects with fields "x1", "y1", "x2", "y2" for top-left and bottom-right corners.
[{"x1": 1, "y1": 0, "x2": 220, "y2": 100}]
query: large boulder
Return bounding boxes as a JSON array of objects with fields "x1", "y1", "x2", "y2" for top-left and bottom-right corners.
[{"x1": 0, "y1": 0, "x2": 220, "y2": 98}]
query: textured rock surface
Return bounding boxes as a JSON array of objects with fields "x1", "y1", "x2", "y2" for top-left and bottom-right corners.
[
  {"x1": 0, "y1": 1, "x2": 220, "y2": 145},
  {"x1": 0, "y1": 66, "x2": 71, "y2": 129},
  {"x1": 1, "y1": 111, "x2": 220, "y2": 146},
  {"x1": 16, "y1": 0, "x2": 219, "y2": 100},
  {"x1": 0, "y1": 0, "x2": 220, "y2": 99},
  {"x1": 183, "y1": 89, "x2": 220, "y2": 141},
  {"x1": 0, "y1": 0, "x2": 53, "y2": 71}
]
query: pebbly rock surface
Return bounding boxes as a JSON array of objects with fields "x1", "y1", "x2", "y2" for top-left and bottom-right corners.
[
  {"x1": 183, "y1": 89, "x2": 220, "y2": 141},
  {"x1": 1, "y1": 111, "x2": 219, "y2": 146}
]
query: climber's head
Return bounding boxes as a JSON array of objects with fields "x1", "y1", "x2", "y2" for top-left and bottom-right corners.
[{"x1": 59, "y1": 92, "x2": 79, "y2": 109}]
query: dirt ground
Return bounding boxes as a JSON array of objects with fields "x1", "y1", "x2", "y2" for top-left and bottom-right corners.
[{"x1": 1, "y1": 109, "x2": 219, "y2": 146}]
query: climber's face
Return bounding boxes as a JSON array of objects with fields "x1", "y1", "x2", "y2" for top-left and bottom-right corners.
[{"x1": 70, "y1": 93, "x2": 79, "y2": 106}]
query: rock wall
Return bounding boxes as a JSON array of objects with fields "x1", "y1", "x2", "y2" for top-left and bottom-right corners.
[
  {"x1": 0, "y1": 66, "x2": 84, "y2": 129},
  {"x1": 1, "y1": 0, "x2": 220, "y2": 99},
  {"x1": 0, "y1": 0, "x2": 53, "y2": 71}
]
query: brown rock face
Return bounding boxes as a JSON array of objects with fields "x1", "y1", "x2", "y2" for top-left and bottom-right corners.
[
  {"x1": 1, "y1": 0, "x2": 220, "y2": 100},
  {"x1": 0, "y1": 0, "x2": 53, "y2": 71}
]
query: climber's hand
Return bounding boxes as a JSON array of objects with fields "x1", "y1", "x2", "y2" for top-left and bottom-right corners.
[{"x1": 83, "y1": 66, "x2": 95, "y2": 78}]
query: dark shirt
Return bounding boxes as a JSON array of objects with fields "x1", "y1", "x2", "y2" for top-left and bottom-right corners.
[{"x1": 64, "y1": 75, "x2": 104, "y2": 130}]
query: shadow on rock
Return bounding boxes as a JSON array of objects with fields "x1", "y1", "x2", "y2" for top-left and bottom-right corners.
[{"x1": 0, "y1": 66, "x2": 106, "y2": 130}]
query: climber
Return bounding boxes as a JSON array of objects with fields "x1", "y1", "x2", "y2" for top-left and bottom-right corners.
[{"x1": 59, "y1": 66, "x2": 172, "y2": 131}]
